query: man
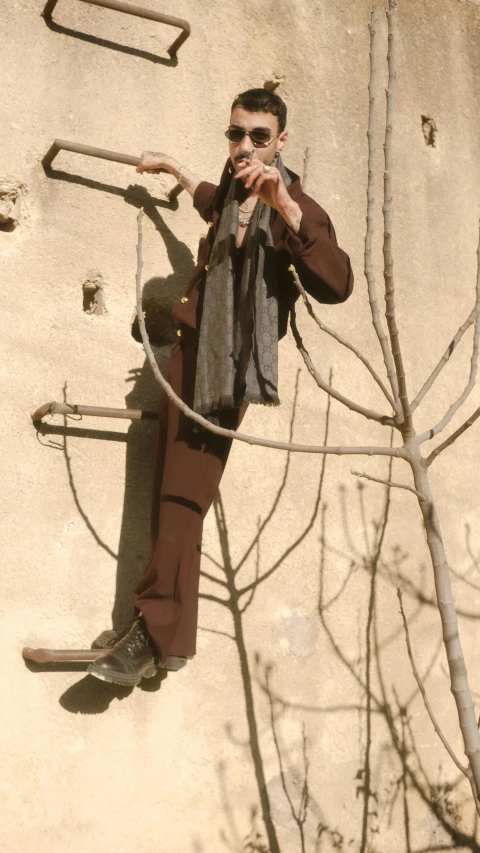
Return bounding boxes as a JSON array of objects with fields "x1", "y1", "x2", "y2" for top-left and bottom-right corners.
[{"x1": 88, "y1": 88, "x2": 353, "y2": 687}]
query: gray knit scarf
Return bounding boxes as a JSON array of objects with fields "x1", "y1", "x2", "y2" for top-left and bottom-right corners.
[{"x1": 194, "y1": 156, "x2": 291, "y2": 420}]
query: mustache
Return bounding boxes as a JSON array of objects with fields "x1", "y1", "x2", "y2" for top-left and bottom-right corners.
[{"x1": 235, "y1": 151, "x2": 254, "y2": 163}]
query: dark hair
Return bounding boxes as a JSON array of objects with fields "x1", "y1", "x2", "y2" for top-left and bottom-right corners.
[{"x1": 231, "y1": 88, "x2": 287, "y2": 132}]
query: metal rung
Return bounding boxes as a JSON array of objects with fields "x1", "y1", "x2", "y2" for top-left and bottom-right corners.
[
  {"x1": 42, "y1": 0, "x2": 191, "y2": 57},
  {"x1": 32, "y1": 401, "x2": 158, "y2": 423},
  {"x1": 41, "y1": 139, "x2": 184, "y2": 201},
  {"x1": 23, "y1": 647, "x2": 106, "y2": 663}
]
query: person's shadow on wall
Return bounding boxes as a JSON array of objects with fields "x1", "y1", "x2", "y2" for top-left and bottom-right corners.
[
  {"x1": 57, "y1": 187, "x2": 196, "y2": 712},
  {"x1": 110, "y1": 189, "x2": 197, "y2": 634}
]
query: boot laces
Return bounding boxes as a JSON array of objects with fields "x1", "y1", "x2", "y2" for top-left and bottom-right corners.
[{"x1": 116, "y1": 619, "x2": 149, "y2": 657}]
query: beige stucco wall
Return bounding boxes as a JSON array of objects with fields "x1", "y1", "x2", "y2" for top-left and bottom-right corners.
[{"x1": 2, "y1": 1, "x2": 480, "y2": 850}]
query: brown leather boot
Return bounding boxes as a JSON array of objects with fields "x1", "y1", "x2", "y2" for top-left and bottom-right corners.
[
  {"x1": 92, "y1": 626, "x2": 188, "y2": 673},
  {"x1": 87, "y1": 615, "x2": 157, "y2": 686}
]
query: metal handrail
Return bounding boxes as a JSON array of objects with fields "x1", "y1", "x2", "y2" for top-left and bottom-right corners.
[
  {"x1": 42, "y1": 0, "x2": 191, "y2": 57},
  {"x1": 42, "y1": 139, "x2": 184, "y2": 201},
  {"x1": 32, "y1": 401, "x2": 158, "y2": 422}
]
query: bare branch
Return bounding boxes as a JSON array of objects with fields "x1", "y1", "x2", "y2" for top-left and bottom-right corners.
[
  {"x1": 290, "y1": 265, "x2": 398, "y2": 411},
  {"x1": 290, "y1": 306, "x2": 395, "y2": 426},
  {"x1": 302, "y1": 146, "x2": 310, "y2": 190},
  {"x1": 419, "y1": 221, "x2": 480, "y2": 444},
  {"x1": 426, "y1": 405, "x2": 480, "y2": 467},
  {"x1": 397, "y1": 589, "x2": 468, "y2": 777},
  {"x1": 351, "y1": 469, "x2": 427, "y2": 500},
  {"x1": 382, "y1": 0, "x2": 414, "y2": 436},
  {"x1": 360, "y1": 451, "x2": 393, "y2": 853},
  {"x1": 413, "y1": 219, "x2": 480, "y2": 412},
  {"x1": 135, "y1": 208, "x2": 405, "y2": 459},
  {"x1": 364, "y1": 5, "x2": 401, "y2": 411}
]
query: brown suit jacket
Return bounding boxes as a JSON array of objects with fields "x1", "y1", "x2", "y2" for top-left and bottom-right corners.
[{"x1": 172, "y1": 160, "x2": 353, "y2": 339}]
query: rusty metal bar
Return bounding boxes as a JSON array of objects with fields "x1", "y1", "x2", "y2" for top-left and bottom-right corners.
[
  {"x1": 41, "y1": 139, "x2": 184, "y2": 201},
  {"x1": 42, "y1": 0, "x2": 191, "y2": 57},
  {"x1": 32, "y1": 401, "x2": 157, "y2": 423},
  {"x1": 23, "y1": 647, "x2": 105, "y2": 664}
]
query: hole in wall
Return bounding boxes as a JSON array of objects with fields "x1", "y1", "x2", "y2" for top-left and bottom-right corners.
[
  {"x1": 0, "y1": 181, "x2": 24, "y2": 231},
  {"x1": 421, "y1": 115, "x2": 437, "y2": 147},
  {"x1": 82, "y1": 270, "x2": 105, "y2": 315},
  {"x1": 263, "y1": 75, "x2": 285, "y2": 92}
]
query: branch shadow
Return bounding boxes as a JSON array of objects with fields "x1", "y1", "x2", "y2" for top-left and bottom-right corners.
[{"x1": 196, "y1": 372, "x2": 332, "y2": 853}]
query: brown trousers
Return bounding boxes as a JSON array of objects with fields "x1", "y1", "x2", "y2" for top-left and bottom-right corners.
[{"x1": 134, "y1": 336, "x2": 246, "y2": 664}]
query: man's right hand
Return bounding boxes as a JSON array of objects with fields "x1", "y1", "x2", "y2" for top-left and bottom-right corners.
[
  {"x1": 136, "y1": 152, "x2": 201, "y2": 199},
  {"x1": 136, "y1": 151, "x2": 179, "y2": 175}
]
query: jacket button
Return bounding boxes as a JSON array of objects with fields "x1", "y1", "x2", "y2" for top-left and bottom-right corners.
[
  {"x1": 176, "y1": 329, "x2": 183, "y2": 337},
  {"x1": 204, "y1": 264, "x2": 209, "y2": 271},
  {"x1": 181, "y1": 296, "x2": 189, "y2": 304}
]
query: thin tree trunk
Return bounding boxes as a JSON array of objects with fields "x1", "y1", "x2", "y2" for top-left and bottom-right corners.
[{"x1": 407, "y1": 438, "x2": 480, "y2": 799}]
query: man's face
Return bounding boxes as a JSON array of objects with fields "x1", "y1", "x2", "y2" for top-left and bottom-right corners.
[{"x1": 228, "y1": 106, "x2": 288, "y2": 172}]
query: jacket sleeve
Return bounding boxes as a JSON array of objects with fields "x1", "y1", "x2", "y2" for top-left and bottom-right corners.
[
  {"x1": 283, "y1": 193, "x2": 353, "y2": 304},
  {"x1": 193, "y1": 181, "x2": 218, "y2": 224}
]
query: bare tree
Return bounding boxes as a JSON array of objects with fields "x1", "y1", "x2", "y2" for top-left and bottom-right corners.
[{"x1": 135, "y1": 0, "x2": 480, "y2": 814}]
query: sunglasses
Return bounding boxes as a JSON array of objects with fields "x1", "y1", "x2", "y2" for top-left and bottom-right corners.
[{"x1": 224, "y1": 127, "x2": 281, "y2": 148}]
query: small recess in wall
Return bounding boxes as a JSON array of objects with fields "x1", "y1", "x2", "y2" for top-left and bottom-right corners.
[
  {"x1": 264, "y1": 75, "x2": 285, "y2": 92},
  {"x1": 82, "y1": 270, "x2": 105, "y2": 315},
  {"x1": 0, "y1": 180, "x2": 24, "y2": 232},
  {"x1": 421, "y1": 115, "x2": 438, "y2": 147}
]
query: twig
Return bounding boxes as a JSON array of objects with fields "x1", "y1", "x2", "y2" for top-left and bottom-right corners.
[
  {"x1": 382, "y1": 0, "x2": 414, "y2": 437},
  {"x1": 364, "y1": 4, "x2": 401, "y2": 412},
  {"x1": 290, "y1": 306, "x2": 395, "y2": 426},
  {"x1": 302, "y1": 146, "x2": 310, "y2": 191},
  {"x1": 291, "y1": 266, "x2": 398, "y2": 411},
  {"x1": 419, "y1": 221, "x2": 480, "y2": 444},
  {"x1": 412, "y1": 309, "x2": 480, "y2": 413},
  {"x1": 265, "y1": 667, "x2": 309, "y2": 853},
  {"x1": 135, "y1": 209, "x2": 405, "y2": 459},
  {"x1": 397, "y1": 589, "x2": 467, "y2": 777},
  {"x1": 351, "y1": 470, "x2": 426, "y2": 500},
  {"x1": 426, "y1": 405, "x2": 480, "y2": 466},
  {"x1": 360, "y1": 453, "x2": 393, "y2": 853}
]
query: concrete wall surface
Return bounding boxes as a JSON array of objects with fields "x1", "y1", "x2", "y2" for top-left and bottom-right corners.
[{"x1": 2, "y1": 0, "x2": 480, "y2": 850}]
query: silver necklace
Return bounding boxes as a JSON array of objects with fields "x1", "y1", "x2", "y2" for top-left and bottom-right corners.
[{"x1": 238, "y1": 197, "x2": 257, "y2": 227}]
